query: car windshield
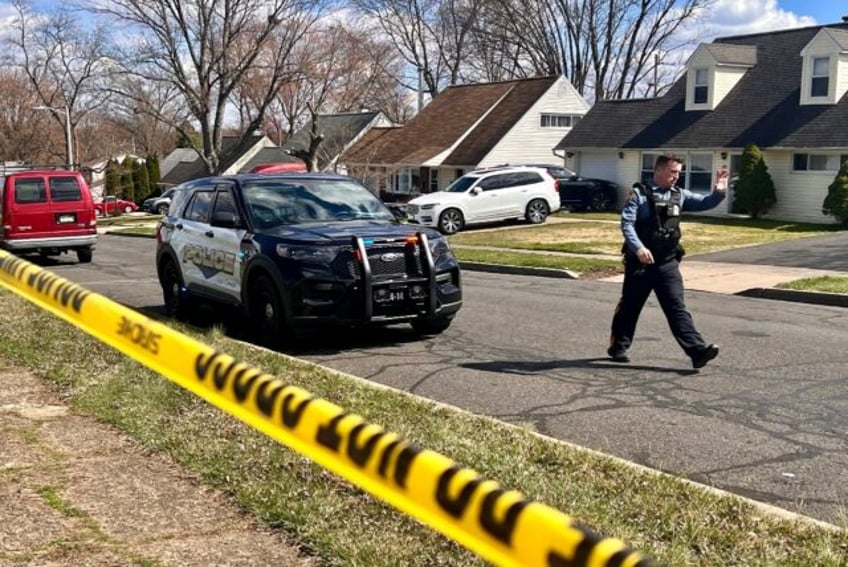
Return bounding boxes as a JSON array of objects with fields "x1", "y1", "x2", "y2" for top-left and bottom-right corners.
[
  {"x1": 242, "y1": 179, "x2": 394, "y2": 227},
  {"x1": 443, "y1": 175, "x2": 479, "y2": 193}
]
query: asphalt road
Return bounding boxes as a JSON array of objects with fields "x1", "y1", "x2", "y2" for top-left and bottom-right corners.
[
  {"x1": 41, "y1": 234, "x2": 848, "y2": 525},
  {"x1": 691, "y1": 230, "x2": 848, "y2": 270}
]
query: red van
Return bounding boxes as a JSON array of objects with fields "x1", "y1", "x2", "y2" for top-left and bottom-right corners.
[{"x1": 0, "y1": 170, "x2": 97, "y2": 263}]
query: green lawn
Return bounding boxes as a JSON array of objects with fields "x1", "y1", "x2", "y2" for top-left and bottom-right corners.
[{"x1": 0, "y1": 292, "x2": 846, "y2": 566}]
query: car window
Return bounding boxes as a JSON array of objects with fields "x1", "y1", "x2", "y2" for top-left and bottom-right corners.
[
  {"x1": 509, "y1": 172, "x2": 544, "y2": 187},
  {"x1": 14, "y1": 178, "x2": 47, "y2": 203},
  {"x1": 49, "y1": 176, "x2": 83, "y2": 202},
  {"x1": 478, "y1": 174, "x2": 511, "y2": 191},
  {"x1": 183, "y1": 190, "x2": 214, "y2": 222},
  {"x1": 212, "y1": 188, "x2": 240, "y2": 223},
  {"x1": 242, "y1": 178, "x2": 394, "y2": 227},
  {"x1": 444, "y1": 175, "x2": 478, "y2": 193}
]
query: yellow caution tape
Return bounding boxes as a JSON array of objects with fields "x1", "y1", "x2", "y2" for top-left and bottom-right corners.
[{"x1": 0, "y1": 249, "x2": 654, "y2": 567}]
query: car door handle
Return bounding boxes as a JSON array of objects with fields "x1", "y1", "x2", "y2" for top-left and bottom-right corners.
[{"x1": 205, "y1": 230, "x2": 214, "y2": 238}]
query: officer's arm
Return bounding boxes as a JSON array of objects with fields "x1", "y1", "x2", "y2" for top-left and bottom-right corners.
[
  {"x1": 621, "y1": 190, "x2": 646, "y2": 255},
  {"x1": 680, "y1": 187, "x2": 727, "y2": 212}
]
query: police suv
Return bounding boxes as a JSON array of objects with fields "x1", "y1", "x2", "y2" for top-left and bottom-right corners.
[{"x1": 155, "y1": 173, "x2": 463, "y2": 347}]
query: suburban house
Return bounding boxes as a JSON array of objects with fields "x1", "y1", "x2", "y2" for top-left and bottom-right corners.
[
  {"x1": 159, "y1": 132, "x2": 301, "y2": 186},
  {"x1": 343, "y1": 75, "x2": 590, "y2": 197},
  {"x1": 555, "y1": 22, "x2": 848, "y2": 223},
  {"x1": 286, "y1": 111, "x2": 393, "y2": 174}
]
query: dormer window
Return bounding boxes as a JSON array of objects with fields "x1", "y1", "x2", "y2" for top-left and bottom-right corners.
[
  {"x1": 800, "y1": 28, "x2": 847, "y2": 105},
  {"x1": 684, "y1": 43, "x2": 755, "y2": 111},
  {"x1": 810, "y1": 56, "x2": 830, "y2": 97},
  {"x1": 693, "y1": 68, "x2": 709, "y2": 104}
]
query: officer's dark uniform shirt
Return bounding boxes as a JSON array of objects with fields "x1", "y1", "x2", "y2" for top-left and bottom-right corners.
[{"x1": 621, "y1": 184, "x2": 726, "y2": 258}]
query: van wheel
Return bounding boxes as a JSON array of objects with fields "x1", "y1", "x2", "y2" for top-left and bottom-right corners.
[
  {"x1": 438, "y1": 208, "x2": 464, "y2": 235},
  {"x1": 249, "y1": 274, "x2": 289, "y2": 349},
  {"x1": 77, "y1": 248, "x2": 93, "y2": 263},
  {"x1": 525, "y1": 199, "x2": 549, "y2": 224},
  {"x1": 161, "y1": 259, "x2": 191, "y2": 320}
]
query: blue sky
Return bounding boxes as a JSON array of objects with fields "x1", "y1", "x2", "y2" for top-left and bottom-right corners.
[{"x1": 778, "y1": 1, "x2": 845, "y2": 25}]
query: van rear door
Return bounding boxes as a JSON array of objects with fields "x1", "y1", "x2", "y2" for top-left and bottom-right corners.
[{"x1": 6, "y1": 173, "x2": 95, "y2": 241}]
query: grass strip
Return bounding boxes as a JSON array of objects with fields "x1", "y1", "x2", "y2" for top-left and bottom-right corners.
[
  {"x1": 776, "y1": 276, "x2": 848, "y2": 294},
  {"x1": 0, "y1": 291, "x2": 845, "y2": 565},
  {"x1": 453, "y1": 247, "x2": 622, "y2": 277}
]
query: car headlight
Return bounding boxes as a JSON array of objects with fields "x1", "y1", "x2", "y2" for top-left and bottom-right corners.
[
  {"x1": 427, "y1": 234, "x2": 453, "y2": 261},
  {"x1": 276, "y1": 244, "x2": 339, "y2": 263},
  {"x1": 420, "y1": 203, "x2": 438, "y2": 210}
]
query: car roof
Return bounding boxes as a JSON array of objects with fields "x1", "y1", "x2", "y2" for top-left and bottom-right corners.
[{"x1": 467, "y1": 164, "x2": 553, "y2": 176}]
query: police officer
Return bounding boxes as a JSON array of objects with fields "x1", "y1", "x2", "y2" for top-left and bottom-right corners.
[{"x1": 608, "y1": 154, "x2": 728, "y2": 369}]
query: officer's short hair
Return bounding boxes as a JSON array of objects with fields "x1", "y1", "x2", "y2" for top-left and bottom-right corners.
[{"x1": 655, "y1": 153, "x2": 683, "y2": 169}]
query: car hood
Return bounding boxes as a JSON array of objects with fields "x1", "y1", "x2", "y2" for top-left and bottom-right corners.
[
  {"x1": 408, "y1": 192, "x2": 468, "y2": 206},
  {"x1": 258, "y1": 221, "x2": 441, "y2": 244}
]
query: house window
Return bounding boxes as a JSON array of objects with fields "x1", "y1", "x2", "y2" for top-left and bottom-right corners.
[
  {"x1": 687, "y1": 153, "x2": 713, "y2": 191},
  {"x1": 640, "y1": 153, "x2": 659, "y2": 185},
  {"x1": 429, "y1": 169, "x2": 439, "y2": 192},
  {"x1": 540, "y1": 113, "x2": 582, "y2": 128},
  {"x1": 811, "y1": 57, "x2": 830, "y2": 98},
  {"x1": 693, "y1": 68, "x2": 709, "y2": 104},
  {"x1": 392, "y1": 168, "x2": 421, "y2": 194},
  {"x1": 792, "y1": 153, "x2": 848, "y2": 172}
]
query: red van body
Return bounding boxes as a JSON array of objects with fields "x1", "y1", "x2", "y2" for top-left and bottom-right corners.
[{"x1": 0, "y1": 170, "x2": 98, "y2": 263}]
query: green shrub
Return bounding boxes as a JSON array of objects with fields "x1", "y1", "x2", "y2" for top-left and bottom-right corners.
[
  {"x1": 822, "y1": 160, "x2": 848, "y2": 225},
  {"x1": 732, "y1": 143, "x2": 776, "y2": 219}
]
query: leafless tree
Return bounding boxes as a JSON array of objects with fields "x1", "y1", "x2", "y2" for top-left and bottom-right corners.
[
  {"x1": 87, "y1": 0, "x2": 327, "y2": 175},
  {"x1": 4, "y1": 1, "x2": 113, "y2": 168},
  {"x1": 351, "y1": 0, "x2": 488, "y2": 97},
  {"x1": 469, "y1": 0, "x2": 711, "y2": 99}
]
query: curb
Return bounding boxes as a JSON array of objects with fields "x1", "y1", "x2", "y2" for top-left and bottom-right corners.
[
  {"x1": 736, "y1": 287, "x2": 848, "y2": 308},
  {"x1": 459, "y1": 261, "x2": 578, "y2": 279}
]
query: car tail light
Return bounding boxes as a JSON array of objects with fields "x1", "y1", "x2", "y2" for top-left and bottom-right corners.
[{"x1": 554, "y1": 179, "x2": 561, "y2": 193}]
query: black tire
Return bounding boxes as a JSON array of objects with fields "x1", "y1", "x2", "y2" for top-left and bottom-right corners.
[
  {"x1": 249, "y1": 274, "x2": 289, "y2": 349},
  {"x1": 77, "y1": 248, "x2": 93, "y2": 263},
  {"x1": 160, "y1": 259, "x2": 191, "y2": 320},
  {"x1": 411, "y1": 316, "x2": 453, "y2": 335},
  {"x1": 590, "y1": 190, "x2": 614, "y2": 212},
  {"x1": 525, "y1": 199, "x2": 550, "y2": 224},
  {"x1": 157, "y1": 203, "x2": 169, "y2": 215},
  {"x1": 438, "y1": 208, "x2": 464, "y2": 235}
]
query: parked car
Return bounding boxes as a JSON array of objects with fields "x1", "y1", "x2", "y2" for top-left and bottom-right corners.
[
  {"x1": 405, "y1": 165, "x2": 560, "y2": 235},
  {"x1": 534, "y1": 164, "x2": 619, "y2": 212},
  {"x1": 155, "y1": 172, "x2": 462, "y2": 347},
  {"x1": 94, "y1": 198, "x2": 139, "y2": 217},
  {"x1": 141, "y1": 188, "x2": 175, "y2": 214},
  {"x1": 0, "y1": 169, "x2": 97, "y2": 263}
]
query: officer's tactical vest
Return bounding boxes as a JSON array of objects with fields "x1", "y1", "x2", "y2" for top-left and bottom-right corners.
[{"x1": 632, "y1": 183, "x2": 684, "y2": 262}]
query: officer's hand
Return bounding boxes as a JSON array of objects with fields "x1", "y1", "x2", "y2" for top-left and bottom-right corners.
[
  {"x1": 714, "y1": 169, "x2": 729, "y2": 195},
  {"x1": 636, "y1": 247, "x2": 654, "y2": 265}
]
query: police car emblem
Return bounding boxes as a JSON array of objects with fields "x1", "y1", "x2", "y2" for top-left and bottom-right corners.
[{"x1": 380, "y1": 252, "x2": 403, "y2": 262}]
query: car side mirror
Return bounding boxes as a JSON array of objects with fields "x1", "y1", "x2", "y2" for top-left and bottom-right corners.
[
  {"x1": 386, "y1": 204, "x2": 407, "y2": 221},
  {"x1": 210, "y1": 211, "x2": 240, "y2": 228},
  {"x1": 569, "y1": 175, "x2": 580, "y2": 181},
  {"x1": 471, "y1": 187, "x2": 481, "y2": 195}
]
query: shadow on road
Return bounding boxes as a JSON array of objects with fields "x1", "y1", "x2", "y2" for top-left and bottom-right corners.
[{"x1": 462, "y1": 358, "x2": 699, "y2": 376}]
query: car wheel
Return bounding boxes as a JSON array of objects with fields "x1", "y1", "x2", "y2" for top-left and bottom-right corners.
[
  {"x1": 438, "y1": 208, "x2": 464, "y2": 235},
  {"x1": 160, "y1": 259, "x2": 191, "y2": 320},
  {"x1": 590, "y1": 190, "x2": 614, "y2": 212},
  {"x1": 76, "y1": 248, "x2": 93, "y2": 264},
  {"x1": 123, "y1": 205, "x2": 134, "y2": 213},
  {"x1": 95, "y1": 208, "x2": 103, "y2": 218},
  {"x1": 157, "y1": 203, "x2": 169, "y2": 215},
  {"x1": 525, "y1": 199, "x2": 550, "y2": 224},
  {"x1": 249, "y1": 274, "x2": 289, "y2": 349},
  {"x1": 411, "y1": 316, "x2": 453, "y2": 335}
]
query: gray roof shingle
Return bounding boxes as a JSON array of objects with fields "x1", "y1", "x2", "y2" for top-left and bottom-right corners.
[{"x1": 557, "y1": 24, "x2": 848, "y2": 152}]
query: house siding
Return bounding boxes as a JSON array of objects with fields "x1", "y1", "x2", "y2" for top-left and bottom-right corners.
[
  {"x1": 479, "y1": 79, "x2": 589, "y2": 167},
  {"x1": 800, "y1": 32, "x2": 845, "y2": 105},
  {"x1": 762, "y1": 151, "x2": 837, "y2": 224},
  {"x1": 714, "y1": 67, "x2": 747, "y2": 104},
  {"x1": 573, "y1": 150, "x2": 639, "y2": 207}
]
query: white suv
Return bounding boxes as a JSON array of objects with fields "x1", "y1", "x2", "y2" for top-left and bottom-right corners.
[{"x1": 405, "y1": 166, "x2": 560, "y2": 234}]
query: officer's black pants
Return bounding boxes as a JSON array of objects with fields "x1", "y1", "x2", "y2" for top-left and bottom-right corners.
[{"x1": 610, "y1": 257, "x2": 707, "y2": 356}]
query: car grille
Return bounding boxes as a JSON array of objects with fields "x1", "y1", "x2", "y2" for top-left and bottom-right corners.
[
  {"x1": 333, "y1": 243, "x2": 424, "y2": 279},
  {"x1": 406, "y1": 204, "x2": 419, "y2": 215}
]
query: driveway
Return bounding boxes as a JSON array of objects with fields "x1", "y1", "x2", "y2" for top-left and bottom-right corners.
[{"x1": 690, "y1": 230, "x2": 848, "y2": 271}]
